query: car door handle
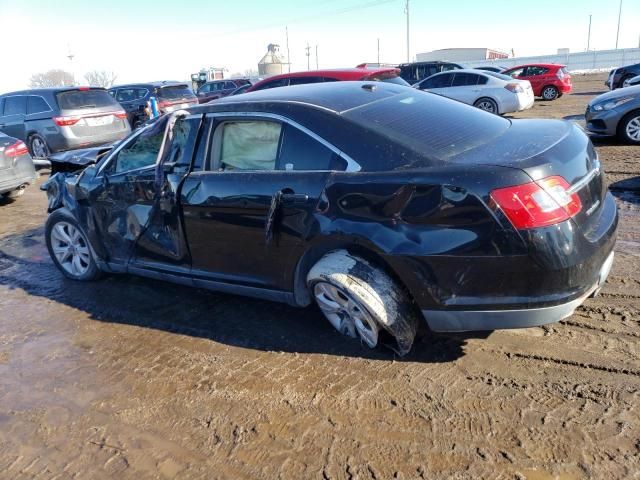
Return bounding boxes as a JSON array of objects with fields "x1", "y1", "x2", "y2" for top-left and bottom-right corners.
[{"x1": 281, "y1": 192, "x2": 309, "y2": 204}]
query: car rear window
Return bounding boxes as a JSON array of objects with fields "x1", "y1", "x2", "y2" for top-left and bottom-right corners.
[
  {"x1": 157, "y1": 85, "x2": 195, "y2": 100},
  {"x1": 343, "y1": 91, "x2": 510, "y2": 162},
  {"x1": 56, "y1": 89, "x2": 119, "y2": 110}
]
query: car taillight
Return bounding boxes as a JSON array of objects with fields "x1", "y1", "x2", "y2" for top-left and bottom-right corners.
[
  {"x1": 4, "y1": 140, "x2": 29, "y2": 157},
  {"x1": 113, "y1": 110, "x2": 127, "y2": 119},
  {"x1": 490, "y1": 176, "x2": 582, "y2": 229},
  {"x1": 505, "y1": 83, "x2": 524, "y2": 93},
  {"x1": 53, "y1": 115, "x2": 80, "y2": 126}
]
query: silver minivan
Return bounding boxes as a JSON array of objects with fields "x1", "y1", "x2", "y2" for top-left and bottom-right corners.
[{"x1": 0, "y1": 87, "x2": 131, "y2": 158}]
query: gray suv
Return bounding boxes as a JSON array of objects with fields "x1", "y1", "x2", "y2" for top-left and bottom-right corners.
[
  {"x1": 0, "y1": 87, "x2": 131, "y2": 158},
  {"x1": 585, "y1": 85, "x2": 640, "y2": 144}
]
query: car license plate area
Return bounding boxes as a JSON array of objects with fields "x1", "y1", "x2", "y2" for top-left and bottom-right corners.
[{"x1": 85, "y1": 115, "x2": 113, "y2": 127}]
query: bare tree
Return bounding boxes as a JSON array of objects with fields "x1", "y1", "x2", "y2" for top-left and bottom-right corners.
[
  {"x1": 29, "y1": 69, "x2": 74, "y2": 88},
  {"x1": 84, "y1": 70, "x2": 118, "y2": 88}
]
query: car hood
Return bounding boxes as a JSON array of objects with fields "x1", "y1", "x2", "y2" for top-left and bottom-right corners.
[
  {"x1": 589, "y1": 85, "x2": 640, "y2": 105},
  {"x1": 49, "y1": 142, "x2": 117, "y2": 167}
]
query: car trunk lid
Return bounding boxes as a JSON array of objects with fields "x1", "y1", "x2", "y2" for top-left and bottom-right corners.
[
  {"x1": 450, "y1": 119, "x2": 605, "y2": 231},
  {"x1": 55, "y1": 88, "x2": 127, "y2": 137}
]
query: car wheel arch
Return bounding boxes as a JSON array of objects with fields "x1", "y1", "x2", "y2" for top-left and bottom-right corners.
[{"x1": 291, "y1": 239, "x2": 417, "y2": 309}]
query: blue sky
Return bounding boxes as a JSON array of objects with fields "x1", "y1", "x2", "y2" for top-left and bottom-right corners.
[{"x1": 1, "y1": 0, "x2": 639, "y2": 91}]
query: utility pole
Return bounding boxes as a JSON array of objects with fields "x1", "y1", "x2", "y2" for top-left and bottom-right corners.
[
  {"x1": 315, "y1": 45, "x2": 319, "y2": 69},
  {"x1": 405, "y1": 0, "x2": 410, "y2": 62},
  {"x1": 615, "y1": 0, "x2": 622, "y2": 49},
  {"x1": 286, "y1": 26, "x2": 291, "y2": 73},
  {"x1": 377, "y1": 38, "x2": 380, "y2": 64},
  {"x1": 586, "y1": 14, "x2": 592, "y2": 51},
  {"x1": 305, "y1": 43, "x2": 310, "y2": 71},
  {"x1": 66, "y1": 44, "x2": 75, "y2": 86}
]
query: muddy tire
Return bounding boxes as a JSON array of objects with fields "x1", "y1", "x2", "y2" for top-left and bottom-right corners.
[
  {"x1": 617, "y1": 110, "x2": 640, "y2": 145},
  {"x1": 45, "y1": 210, "x2": 102, "y2": 281},
  {"x1": 541, "y1": 85, "x2": 559, "y2": 100},
  {"x1": 307, "y1": 250, "x2": 419, "y2": 356}
]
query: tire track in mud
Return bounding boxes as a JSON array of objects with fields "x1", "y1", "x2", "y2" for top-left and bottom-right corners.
[{"x1": 504, "y1": 351, "x2": 640, "y2": 378}]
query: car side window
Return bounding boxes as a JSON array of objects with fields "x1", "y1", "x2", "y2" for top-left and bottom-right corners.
[
  {"x1": 278, "y1": 124, "x2": 344, "y2": 171},
  {"x1": 27, "y1": 96, "x2": 51, "y2": 114},
  {"x1": 161, "y1": 117, "x2": 199, "y2": 166},
  {"x1": 224, "y1": 81, "x2": 237, "y2": 89},
  {"x1": 289, "y1": 76, "x2": 323, "y2": 86},
  {"x1": 4, "y1": 96, "x2": 27, "y2": 115},
  {"x1": 0, "y1": 98, "x2": 4, "y2": 115},
  {"x1": 136, "y1": 88, "x2": 148, "y2": 99},
  {"x1": 477, "y1": 75, "x2": 489, "y2": 85},
  {"x1": 506, "y1": 68, "x2": 525, "y2": 78},
  {"x1": 256, "y1": 78, "x2": 289, "y2": 90},
  {"x1": 108, "y1": 89, "x2": 117, "y2": 98},
  {"x1": 109, "y1": 128, "x2": 164, "y2": 174},
  {"x1": 452, "y1": 73, "x2": 478, "y2": 87},
  {"x1": 526, "y1": 66, "x2": 548, "y2": 76},
  {"x1": 211, "y1": 120, "x2": 282, "y2": 171},
  {"x1": 423, "y1": 73, "x2": 453, "y2": 89}
]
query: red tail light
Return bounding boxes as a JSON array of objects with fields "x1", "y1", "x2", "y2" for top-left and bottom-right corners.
[
  {"x1": 4, "y1": 140, "x2": 29, "y2": 157},
  {"x1": 53, "y1": 115, "x2": 80, "y2": 126},
  {"x1": 113, "y1": 110, "x2": 127, "y2": 119},
  {"x1": 490, "y1": 176, "x2": 582, "y2": 229},
  {"x1": 505, "y1": 83, "x2": 524, "y2": 93}
]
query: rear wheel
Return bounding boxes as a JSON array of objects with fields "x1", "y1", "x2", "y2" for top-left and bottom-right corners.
[
  {"x1": 45, "y1": 210, "x2": 102, "y2": 281},
  {"x1": 6, "y1": 185, "x2": 26, "y2": 199},
  {"x1": 29, "y1": 134, "x2": 51, "y2": 158},
  {"x1": 541, "y1": 85, "x2": 559, "y2": 100},
  {"x1": 618, "y1": 110, "x2": 640, "y2": 145},
  {"x1": 307, "y1": 250, "x2": 419, "y2": 356},
  {"x1": 473, "y1": 97, "x2": 499, "y2": 114}
]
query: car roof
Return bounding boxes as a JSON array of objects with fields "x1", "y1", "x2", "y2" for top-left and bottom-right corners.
[
  {"x1": 505, "y1": 63, "x2": 565, "y2": 70},
  {"x1": 250, "y1": 67, "x2": 399, "y2": 86},
  {"x1": 0, "y1": 87, "x2": 106, "y2": 96},
  {"x1": 111, "y1": 81, "x2": 189, "y2": 89},
  {"x1": 195, "y1": 80, "x2": 408, "y2": 115}
]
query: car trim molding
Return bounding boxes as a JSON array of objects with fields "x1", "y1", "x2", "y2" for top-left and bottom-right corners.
[{"x1": 205, "y1": 111, "x2": 361, "y2": 172}]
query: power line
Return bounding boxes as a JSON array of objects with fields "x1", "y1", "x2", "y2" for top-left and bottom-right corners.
[{"x1": 201, "y1": 0, "x2": 396, "y2": 39}]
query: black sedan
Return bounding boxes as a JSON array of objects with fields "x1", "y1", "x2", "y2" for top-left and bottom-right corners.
[{"x1": 41, "y1": 82, "x2": 617, "y2": 355}]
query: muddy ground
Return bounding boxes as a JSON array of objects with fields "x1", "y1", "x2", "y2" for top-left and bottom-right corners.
[{"x1": 0, "y1": 74, "x2": 639, "y2": 480}]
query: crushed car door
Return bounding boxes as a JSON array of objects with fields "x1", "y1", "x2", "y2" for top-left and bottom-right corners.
[
  {"x1": 180, "y1": 115, "x2": 350, "y2": 292},
  {"x1": 130, "y1": 113, "x2": 202, "y2": 273},
  {"x1": 89, "y1": 117, "x2": 168, "y2": 265}
]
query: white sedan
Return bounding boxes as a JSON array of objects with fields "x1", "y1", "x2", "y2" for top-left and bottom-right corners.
[
  {"x1": 413, "y1": 69, "x2": 534, "y2": 115},
  {"x1": 623, "y1": 75, "x2": 640, "y2": 88}
]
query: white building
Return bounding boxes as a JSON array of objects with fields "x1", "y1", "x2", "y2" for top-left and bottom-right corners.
[{"x1": 416, "y1": 48, "x2": 509, "y2": 63}]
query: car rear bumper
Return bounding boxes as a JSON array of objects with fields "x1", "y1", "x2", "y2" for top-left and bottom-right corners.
[
  {"x1": 559, "y1": 83, "x2": 572, "y2": 93},
  {"x1": 423, "y1": 251, "x2": 614, "y2": 331},
  {"x1": 0, "y1": 172, "x2": 37, "y2": 194}
]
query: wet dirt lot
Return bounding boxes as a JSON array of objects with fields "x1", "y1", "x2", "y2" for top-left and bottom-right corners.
[{"x1": 1, "y1": 74, "x2": 639, "y2": 479}]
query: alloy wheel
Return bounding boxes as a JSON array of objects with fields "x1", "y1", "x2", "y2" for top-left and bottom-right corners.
[
  {"x1": 50, "y1": 221, "x2": 91, "y2": 276},
  {"x1": 625, "y1": 116, "x2": 640, "y2": 142},
  {"x1": 542, "y1": 87, "x2": 558, "y2": 100},
  {"x1": 31, "y1": 137, "x2": 49, "y2": 158},
  {"x1": 476, "y1": 100, "x2": 496, "y2": 113},
  {"x1": 313, "y1": 281, "x2": 380, "y2": 348}
]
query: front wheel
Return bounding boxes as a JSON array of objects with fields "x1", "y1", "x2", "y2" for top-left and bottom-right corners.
[
  {"x1": 45, "y1": 210, "x2": 102, "y2": 281},
  {"x1": 473, "y1": 97, "x2": 499, "y2": 114},
  {"x1": 618, "y1": 110, "x2": 640, "y2": 145},
  {"x1": 307, "y1": 250, "x2": 419, "y2": 356},
  {"x1": 541, "y1": 85, "x2": 559, "y2": 100}
]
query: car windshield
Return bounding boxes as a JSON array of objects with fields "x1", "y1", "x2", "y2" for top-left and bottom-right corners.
[
  {"x1": 158, "y1": 85, "x2": 195, "y2": 100},
  {"x1": 482, "y1": 71, "x2": 513, "y2": 81},
  {"x1": 343, "y1": 91, "x2": 510, "y2": 162},
  {"x1": 56, "y1": 89, "x2": 119, "y2": 110}
]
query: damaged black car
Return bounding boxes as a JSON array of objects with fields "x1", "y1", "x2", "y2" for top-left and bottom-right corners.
[{"x1": 41, "y1": 82, "x2": 617, "y2": 355}]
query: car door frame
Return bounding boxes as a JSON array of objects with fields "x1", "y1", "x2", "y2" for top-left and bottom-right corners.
[{"x1": 179, "y1": 111, "x2": 360, "y2": 302}]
